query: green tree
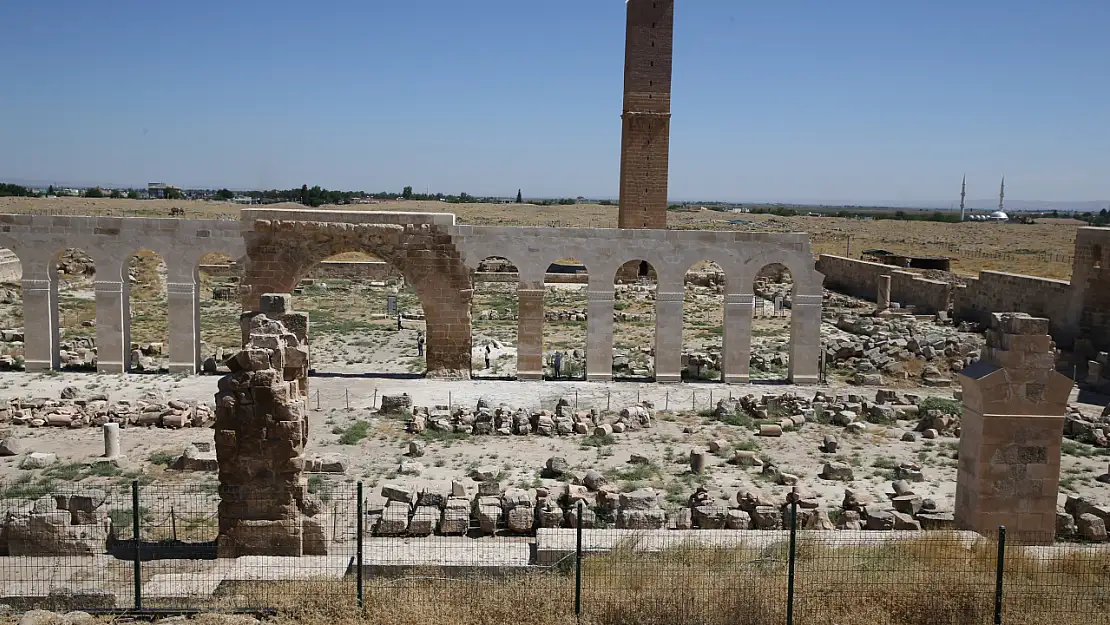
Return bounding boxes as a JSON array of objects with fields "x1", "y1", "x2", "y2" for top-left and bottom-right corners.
[
  {"x1": 84, "y1": 187, "x2": 104, "y2": 198},
  {"x1": 165, "y1": 187, "x2": 183, "y2": 200},
  {"x1": 402, "y1": 186, "x2": 413, "y2": 200},
  {"x1": 126, "y1": 189, "x2": 140, "y2": 200},
  {"x1": 216, "y1": 189, "x2": 234, "y2": 201},
  {"x1": 301, "y1": 184, "x2": 309, "y2": 205},
  {"x1": 516, "y1": 189, "x2": 523, "y2": 204},
  {"x1": 47, "y1": 185, "x2": 55, "y2": 195},
  {"x1": 109, "y1": 189, "x2": 122, "y2": 199}
]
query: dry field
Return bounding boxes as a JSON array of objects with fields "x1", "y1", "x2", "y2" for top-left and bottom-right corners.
[{"x1": 0, "y1": 197, "x2": 1088, "y2": 280}]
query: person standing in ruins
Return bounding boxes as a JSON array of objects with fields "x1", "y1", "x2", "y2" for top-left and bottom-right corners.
[
  {"x1": 484, "y1": 344, "x2": 491, "y2": 369},
  {"x1": 416, "y1": 332, "x2": 424, "y2": 357},
  {"x1": 554, "y1": 350, "x2": 563, "y2": 379}
]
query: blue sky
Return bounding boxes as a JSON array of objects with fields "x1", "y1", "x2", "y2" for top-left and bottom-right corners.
[{"x1": 2, "y1": 0, "x2": 1108, "y2": 205}]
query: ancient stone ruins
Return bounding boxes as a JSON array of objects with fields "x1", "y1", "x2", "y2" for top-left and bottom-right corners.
[{"x1": 0, "y1": 209, "x2": 825, "y2": 384}]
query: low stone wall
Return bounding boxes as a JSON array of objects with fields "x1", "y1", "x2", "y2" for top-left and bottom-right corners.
[{"x1": 816, "y1": 255, "x2": 952, "y2": 314}]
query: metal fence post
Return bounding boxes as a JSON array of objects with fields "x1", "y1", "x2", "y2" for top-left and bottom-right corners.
[
  {"x1": 575, "y1": 501, "x2": 583, "y2": 620},
  {"x1": 994, "y1": 525, "x2": 1007, "y2": 625},
  {"x1": 787, "y1": 499, "x2": 797, "y2": 625},
  {"x1": 132, "y1": 480, "x2": 142, "y2": 611},
  {"x1": 357, "y1": 481, "x2": 364, "y2": 608}
]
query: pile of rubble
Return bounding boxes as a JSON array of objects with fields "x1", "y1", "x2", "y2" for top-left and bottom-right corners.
[
  {"x1": 823, "y1": 313, "x2": 983, "y2": 386},
  {"x1": 1064, "y1": 404, "x2": 1110, "y2": 448},
  {"x1": 393, "y1": 395, "x2": 652, "y2": 437},
  {"x1": 0, "y1": 388, "x2": 213, "y2": 429},
  {"x1": 3, "y1": 490, "x2": 111, "y2": 555},
  {"x1": 1058, "y1": 495, "x2": 1110, "y2": 542}
]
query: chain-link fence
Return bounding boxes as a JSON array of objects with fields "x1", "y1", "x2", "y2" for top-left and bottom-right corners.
[{"x1": 1, "y1": 485, "x2": 1108, "y2": 623}]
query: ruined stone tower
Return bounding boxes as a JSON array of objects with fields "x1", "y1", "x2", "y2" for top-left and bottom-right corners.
[{"x1": 617, "y1": 0, "x2": 674, "y2": 230}]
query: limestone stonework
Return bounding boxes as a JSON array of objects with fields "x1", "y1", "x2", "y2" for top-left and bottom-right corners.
[
  {"x1": 0, "y1": 209, "x2": 826, "y2": 384},
  {"x1": 240, "y1": 210, "x2": 473, "y2": 377},
  {"x1": 617, "y1": 0, "x2": 674, "y2": 230},
  {"x1": 214, "y1": 304, "x2": 324, "y2": 557},
  {"x1": 955, "y1": 313, "x2": 1070, "y2": 545}
]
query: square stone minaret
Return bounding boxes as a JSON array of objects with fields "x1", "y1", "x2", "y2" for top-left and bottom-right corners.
[
  {"x1": 955, "y1": 313, "x2": 1071, "y2": 545},
  {"x1": 617, "y1": 0, "x2": 674, "y2": 230}
]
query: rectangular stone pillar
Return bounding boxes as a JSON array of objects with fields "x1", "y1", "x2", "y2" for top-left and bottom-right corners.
[
  {"x1": 877, "y1": 274, "x2": 891, "y2": 310},
  {"x1": 956, "y1": 313, "x2": 1071, "y2": 545},
  {"x1": 586, "y1": 288, "x2": 615, "y2": 381},
  {"x1": 516, "y1": 287, "x2": 544, "y2": 380},
  {"x1": 167, "y1": 281, "x2": 200, "y2": 373},
  {"x1": 94, "y1": 280, "x2": 128, "y2": 373},
  {"x1": 722, "y1": 294, "x2": 754, "y2": 383},
  {"x1": 22, "y1": 277, "x2": 58, "y2": 371},
  {"x1": 654, "y1": 291, "x2": 684, "y2": 383},
  {"x1": 788, "y1": 295, "x2": 822, "y2": 385}
]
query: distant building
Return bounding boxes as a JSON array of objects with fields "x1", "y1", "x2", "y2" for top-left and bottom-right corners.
[{"x1": 147, "y1": 182, "x2": 180, "y2": 199}]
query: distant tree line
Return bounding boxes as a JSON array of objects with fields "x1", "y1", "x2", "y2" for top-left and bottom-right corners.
[{"x1": 0, "y1": 184, "x2": 34, "y2": 197}]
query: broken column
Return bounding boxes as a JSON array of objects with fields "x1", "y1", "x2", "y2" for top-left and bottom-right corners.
[
  {"x1": 102, "y1": 423, "x2": 120, "y2": 459},
  {"x1": 955, "y1": 312, "x2": 1070, "y2": 545},
  {"x1": 877, "y1": 274, "x2": 891, "y2": 310},
  {"x1": 216, "y1": 296, "x2": 317, "y2": 557}
]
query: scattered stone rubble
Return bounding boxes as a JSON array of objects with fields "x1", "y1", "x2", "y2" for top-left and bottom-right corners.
[
  {"x1": 0, "y1": 388, "x2": 214, "y2": 429},
  {"x1": 822, "y1": 311, "x2": 983, "y2": 386},
  {"x1": 404, "y1": 396, "x2": 652, "y2": 437}
]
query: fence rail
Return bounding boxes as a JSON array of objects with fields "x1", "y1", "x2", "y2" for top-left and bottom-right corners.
[{"x1": 0, "y1": 482, "x2": 1107, "y2": 623}]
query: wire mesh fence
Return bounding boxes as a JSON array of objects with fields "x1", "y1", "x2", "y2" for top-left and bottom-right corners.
[{"x1": 0, "y1": 485, "x2": 1108, "y2": 623}]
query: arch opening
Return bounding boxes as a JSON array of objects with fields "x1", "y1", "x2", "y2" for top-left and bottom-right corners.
[
  {"x1": 471, "y1": 256, "x2": 518, "y2": 379},
  {"x1": 198, "y1": 251, "x2": 242, "y2": 373},
  {"x1": 681, "y1": 260, "x2": 724, "y2": 382},
  {"x1": 295, "y1": 252, "x2": 424, "y2": 377},
  {"x1": 751, "y1": 263, "x2": 795, "y2": 381},
  {"x1": 614, "y1": 259, "x2": 657, "y2": 380},
  {"x1": 542, "y1": 257, "x2": 588, "y2": 380},
  {"x1": 127, "y1": 249, "x2": 169, "y2": 373},
  {"x1": 0, "y1": 247, "x2": 23, "y2": 369},
  {"x1": 54, "y1": 248, "x2": 96, "y2": 371}
]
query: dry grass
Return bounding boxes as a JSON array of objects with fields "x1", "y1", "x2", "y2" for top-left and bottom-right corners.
[{"x1": 89, "y1": 537, "x2": 1102, "y2": 625}]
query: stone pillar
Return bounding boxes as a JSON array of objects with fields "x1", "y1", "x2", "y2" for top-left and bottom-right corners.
[
  {"x1": 877, "y1": 274, "x2": 891, "y2": 310},
  {"x1": 955, "y1": 312, "x2": 1071, "y2": 545},
  {"x1": 102, "y1": 423, "x2": 121, "y2": 459},
  {"x1": 516, "y1": 286, "x2": 544, "y2": 380},
  {"x1": 722, "y1": 293, "x2": 754, "y2": 383},
  {"x1": 655, "y1": 290, "x2": 684, "y2": 383},
  {"x1": 94, "y1": 280, "x2": 128, "y2": 374},
  {"x1": 215, "y1": 307, "x2": 318, "y2": 557},
  {"x1": 788, "y1": 294, "x2": 822, "y2": 384},
  {"x1": 21, "y1": 275, "x2": 58, "y2": 371},
  {"x1": 167, "y1": 280, "x2": 200, "y2": 373},
  {"x1": 586, "y1": 287, "x2": 615, "y2": 382}
]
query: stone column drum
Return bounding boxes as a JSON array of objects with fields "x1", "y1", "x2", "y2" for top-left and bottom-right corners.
[
  {"x1": 955, "y1": 312, "x2": 1071, "y2": 545},
  {"x1": 877, "y1": 274, "x2": 891, "y2": 310}
]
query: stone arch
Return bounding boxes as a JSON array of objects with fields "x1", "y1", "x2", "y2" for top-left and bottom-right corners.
[
  {"x1": 679, "y1": 259, "x2": 726, "y2": 381},
  {"x1": 748, "y1": 261, "x2": 795, "y2": 380},
  {"x1": 241, "y1": 220, "x2": 473, "y2": 377},
  {"x1": 124, "y1": 248, "x2": 170, "y2": 372},
  {"x1": 52, "y1": 246, "x2": 107, "y2": 371},
  {"x1": 542, "y1": 256, "x2": 589, "y2": 380}
]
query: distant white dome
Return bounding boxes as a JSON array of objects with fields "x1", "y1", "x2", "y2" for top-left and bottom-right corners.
[{"x1": 989, "y1": 211, "x2": 1008, "y2": 220}]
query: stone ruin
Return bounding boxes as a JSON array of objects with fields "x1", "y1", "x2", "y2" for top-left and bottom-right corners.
[
  {"x1": 214, "y1": 294, "x2": 327, "y2": 557},
  {"x1": 956, "y1": 312, "x2": 1071, "y2": 544},
  {"x1": 3, "y1": 490, "x2": 110, "y2": 556}
]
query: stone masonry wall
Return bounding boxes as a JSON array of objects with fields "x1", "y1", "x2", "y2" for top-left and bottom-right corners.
[
  {"x1": 954, "y1": 272, "x2": 1073, "y2": 340},
  {"x1": 214, "y1": 303, "x2": 327, "y2": 557},
  {"x1": 1072, "y1": 227, "x2": 1110, "y2": 353},
  {"x1": 201, "y1": 260, "x2": 399, "y2": 282},
  {"x1": 817, "y1": 255, "x2": 952, "y2": 313}
]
